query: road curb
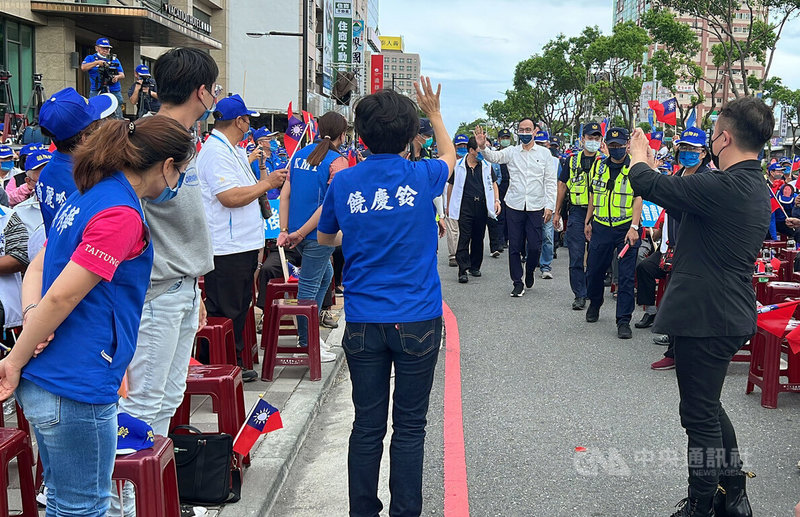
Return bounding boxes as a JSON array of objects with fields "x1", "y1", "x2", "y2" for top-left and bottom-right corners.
[{"x1": 219, "y1": 322, "x2": 347, "y2": 517}]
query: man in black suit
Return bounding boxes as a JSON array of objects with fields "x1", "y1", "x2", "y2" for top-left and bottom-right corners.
[{"x1": 628, "y1": 96, "x2": 773, "y2": 517}]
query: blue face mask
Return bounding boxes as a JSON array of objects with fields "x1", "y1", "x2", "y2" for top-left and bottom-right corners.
[
  {"x1": 150, "y1": 170, "x2": 185, "y2": 204},
  {"x1": 424, "y1": 137, "x2": 433, "y2": 149},
  {"x1": 0, "y1": 161, "x2": 13, "y2": 172},
  {"x1": 456, "y1": 147, "x2": 468, "y2": 157},
  {"x1": 679, "y1": 150, "x2": 701, "y2": 167},
  {"x1": 518, "y1": 134, "x2": 533, "y2": 145},
  {"x1": 270, "y1": 139, "x2": 279, "y2": 151},
  {"x1": 477, "y1": 152, "x2": 484, "y2": 161},
  {"x1": 609, "y1": 147, "x2": 627, "y2": 161}
]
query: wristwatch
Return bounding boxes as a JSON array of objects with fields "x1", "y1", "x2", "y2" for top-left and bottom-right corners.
[
  {"x1": 630, "y1": 224, "x2": 640, "y2": 231},
  {"x1": 280, "y1": 227, "x2": 289, "y2": 232}
]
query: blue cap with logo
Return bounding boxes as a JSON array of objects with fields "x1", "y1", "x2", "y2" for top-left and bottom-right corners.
[
  {"x1": 418, "y1": 118, "x2": 434, "y2": 136},
  {"x1": 498, "y1": 128, "x2": 512, "y2": 139},
  {"x1": 534, "y1": 130, "x2": 550, "y2": 143},
  {"x1": 25, "y1": 150, "x2": 52, "y2": 171},
  {"x1": 549, "y1": 136, "x2": 561, "y2": 147},
  {"x1": 214, "y1": 94, "x2": 258, "y2": 121},
  {"x1": 605, "y1": 127, "x2": 630, "y2": 145},
  {"x1": 253, "y1": 126, "x2": 278, "y2": 141},
  {"x1": 454, "y1": 134, "x2": 469, "y2": 145},
  {"x1": 116, "y1": 413, "x2": 156, "y2": 455},
  {"x1": 135, "y1": 64, "x2": 151, "y2": 76},
  {"x1": 95, "y1": 37, "x2": 112, "y2": 48},
  {"x1": 676, "y1": 127, "x2": 707, "y2": 147},
  {"x1": 20, "y1": 143, "x2": 45, "y2": 156},
  {"x1": 768, "y1": 162, "x2": 782, "y2": 171},
  {"x1": 583, "y1": 122, "x2": 602, "y2": 136},
  {"x1": 40, "y1": 87, "x2": 118, "y2": 141},
  {"x1": 0, "y1": 146, "x2": 13, "y2": 160}
]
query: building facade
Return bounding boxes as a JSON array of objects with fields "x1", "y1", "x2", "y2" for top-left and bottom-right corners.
[
  {"x1": 1, "y1": 0, "x2": 224, "y2": 121},
  {"x1": 373, "y1": 36, "x2": 419, "y2": 101}
]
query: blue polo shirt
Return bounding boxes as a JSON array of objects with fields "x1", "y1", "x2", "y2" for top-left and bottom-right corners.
[
  {"x1": 37, "y1": 150, "x2": 77, "y2": 236},
  {"x1": 82, "y1": 53, "x2": 124, "y2": 92},
  {"x1": 318, "y1": 154, "x2": 449, "y2": 323}
]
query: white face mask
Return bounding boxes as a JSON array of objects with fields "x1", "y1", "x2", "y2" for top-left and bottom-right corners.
[{"x1": 584, "y1": 140, "x2": 601, "y2": 153}]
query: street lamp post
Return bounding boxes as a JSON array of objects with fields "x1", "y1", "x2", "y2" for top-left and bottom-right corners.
[{"x1": 246, "y1": 0, "x2": 309, "y2": 111}]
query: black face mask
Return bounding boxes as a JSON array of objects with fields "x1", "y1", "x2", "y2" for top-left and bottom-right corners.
[{"x1": 709, "y1": 132, "x2": 725, "y2": 169}]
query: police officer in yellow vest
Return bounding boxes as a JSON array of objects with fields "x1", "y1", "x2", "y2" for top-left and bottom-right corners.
[
  {"x1": 554, "y1": 122, "x2": 603, "y2": 310},
  {"x1": 584, "y1": 127, "x2": 643, "y2": 339}
]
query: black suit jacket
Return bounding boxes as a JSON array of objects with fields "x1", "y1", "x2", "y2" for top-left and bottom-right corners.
[{"x1": 628, "y1": 159, "x2": 770, "y2": 337}]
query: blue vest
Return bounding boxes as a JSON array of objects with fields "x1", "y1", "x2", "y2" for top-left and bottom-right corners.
[
  {"x1": 37, "y1": 150, "x2": 78, "y2": 237},
  {"x1": 288, "y1": 143, "x2": 341, "y2": 240},
  {"x1": 22, "y1": 172, "x2": 153, "y2": 404}
]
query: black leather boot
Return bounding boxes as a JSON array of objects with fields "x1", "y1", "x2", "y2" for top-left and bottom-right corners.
[
  {"x1": 671, "y1": 487, "x2": 715, "y2": 516},
  {"x1": 713, "y1": 471, "x2": 754, "y2": 517}
]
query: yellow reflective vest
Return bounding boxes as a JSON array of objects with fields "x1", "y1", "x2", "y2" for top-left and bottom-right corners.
[
  {"x1": 591, "y1": 157, "x2": 635, "y2": 227},
  {"x1": 565, "y1": 151, "x2": 600, "y2": 206}
]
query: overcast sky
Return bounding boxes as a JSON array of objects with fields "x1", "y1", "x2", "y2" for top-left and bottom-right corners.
[{"x1": 379, "y1": 0, "x2": 800, "y2": 133}]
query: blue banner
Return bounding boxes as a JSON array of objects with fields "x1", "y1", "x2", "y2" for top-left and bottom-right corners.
[
  {"x1": 264, "y1": 199, "x2": 281, "y2": 238},
  {"x1": 641, "y1": 200, "x2": 662, "y2": 228}
]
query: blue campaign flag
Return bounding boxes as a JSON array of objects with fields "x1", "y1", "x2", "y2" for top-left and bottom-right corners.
[
  {"x1": 264, "y1": 199, "x2": 281, "y2": 238},
  {"x1": 641, "y1": 201, "x2": 663, "y2": 228},
  {"x1": 685, "y1": 108, "x2": 697, "y2": 129}
]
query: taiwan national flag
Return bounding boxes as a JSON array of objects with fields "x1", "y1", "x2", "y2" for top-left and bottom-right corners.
[
  {"x1": 648, "y1": 98, "x2": 678, "y2": 126},
  {"x1": 284, "y1": 115, "x2": 307, "y2": 158},
  {"x1": 793, "y1": 156, "x2": 800, "y2": 172},
  {"x1": 600, "y1": 117, "x2": 609, "y2": 136},
  {"x1": 232, "y1": 398, "x2": 283, "y2": 456},
  {"x1": 648, "y1": 130, "x2": 664, "y2": 151}
]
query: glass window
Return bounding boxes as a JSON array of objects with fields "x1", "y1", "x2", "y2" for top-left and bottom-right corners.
[
  {"x1": 193, "y1": 7, "x2": 211, "y2": 26},
  {"x1": 0, "y1": 17, "x2": 36, "y2": 120}
]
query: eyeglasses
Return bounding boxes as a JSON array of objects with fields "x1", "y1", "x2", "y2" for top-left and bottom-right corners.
[{"x1": 206, "y1": 84, "x2": 223, "y2": 99}]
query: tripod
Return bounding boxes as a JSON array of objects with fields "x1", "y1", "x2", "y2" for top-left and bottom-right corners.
[
  {"x1": 22, "y1": 75, "x2": 46, "y2": 126},
  {"x1": 0, "y1": 72, "x2": 18, "y2": 143}
]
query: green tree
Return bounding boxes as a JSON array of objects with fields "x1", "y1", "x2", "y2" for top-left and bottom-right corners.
[{"x1": 454, "y1": 117, "x2": 491, "y2": 138}]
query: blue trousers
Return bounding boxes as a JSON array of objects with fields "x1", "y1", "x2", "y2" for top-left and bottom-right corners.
[
  {"x1": 566, "y1": 206, "x2": 588, "y2": 298},
  {"x1": 586, "y1": 222, "x2": 639, "y2": 325},
  {"x1": 539, "y1": 219, "x2": 554, "y2": 272}
]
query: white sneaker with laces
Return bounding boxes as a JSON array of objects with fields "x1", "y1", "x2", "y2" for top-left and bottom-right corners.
[
  {"x1": 541, "y1": 271, "x2": 553, "y2": 279},
  {"x1": 319, "y1": 348, "x2": 336, "y2": 362}
]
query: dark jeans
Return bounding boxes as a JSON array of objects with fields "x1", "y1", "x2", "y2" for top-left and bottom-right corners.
[
  {"x1": 456, "y1": 198, "x2": 488, "y2": 275},
  {"x1": 204, "y1": 250, "x2": 259, "y2": 359},
  {"x1": 586, "y1": 223, "x2": 639, "y2": 325},
  {"x1": 343, "y1": 318, "x2": 441, "y2": 517},
  {"x1": 566, "y1": 206, "x2": 588, "y2": 298},
  {"x1": 635, "y1": 249, "x2": 666, "y2": 306},
  {"x1": 674, "y1": 335, "x2": 747, "y2": 498},
  {"x1": 506, "y1": 206, "x2": 543, "y2": 286}
]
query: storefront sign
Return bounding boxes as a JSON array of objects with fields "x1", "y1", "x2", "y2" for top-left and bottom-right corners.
[
  {"x1": 162, "y1": 3, "x2": 211, "y2": 34},
  {"x1": 371, "y1": 54, "x2": 384, "y2": 93}
]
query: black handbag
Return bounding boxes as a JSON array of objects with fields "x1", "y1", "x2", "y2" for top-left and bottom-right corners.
[{"x1": 169, "y1": 425, "x2": 241, "y2": 505}]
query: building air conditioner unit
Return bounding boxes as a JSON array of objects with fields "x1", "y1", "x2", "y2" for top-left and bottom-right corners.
[{"x1": 315, "y1": 33, "x2": 323, "y2": 49}]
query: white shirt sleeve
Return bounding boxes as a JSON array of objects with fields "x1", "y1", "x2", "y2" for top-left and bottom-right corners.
[
  {"x1": 481, "y1": 145, "x2": 514, "y2": 165},
  {"x1": 545, "y1": 151, "x2": 558, "y2": 211}
]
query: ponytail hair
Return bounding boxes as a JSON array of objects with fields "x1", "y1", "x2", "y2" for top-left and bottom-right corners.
[
  {"x1": 72, "y1": 116, "x2": 195, "y2": 193},
  {"x1": 306, "y1": 111, "x2": 348, "y2": 167}
]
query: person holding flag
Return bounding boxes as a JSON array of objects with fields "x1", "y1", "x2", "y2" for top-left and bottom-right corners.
[{"x1": 628, "y1": 96, "x2": 773, "y2": 516}]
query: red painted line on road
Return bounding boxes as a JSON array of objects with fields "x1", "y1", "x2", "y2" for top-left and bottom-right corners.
[{"x1": 442, "y1": 301, "x2": 470, "y2": 517}]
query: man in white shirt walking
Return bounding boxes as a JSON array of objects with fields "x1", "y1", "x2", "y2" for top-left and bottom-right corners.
[{"x1": 476, "y1": 119, "x2": 557, "y2": 297}]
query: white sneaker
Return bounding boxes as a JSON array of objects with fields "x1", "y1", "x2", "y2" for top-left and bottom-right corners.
[
  {"x1": 36, "y1": 486, "x2": 47, "y2": 506},
  {"x1": 541, "y1": 271, "x2": 553, "y2": 279},
  {"x1": 319, "y1": 348, "x2": 336, "y2": 363}
]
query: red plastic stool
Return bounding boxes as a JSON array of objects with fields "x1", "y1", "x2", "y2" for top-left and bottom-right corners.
[
  {"x1": 0, "y1": 402, "x2": 43, "y2": 487},
  {"x1": 655, "y1": 275, "x2": 670, "y2": 307},
  {"x1": 753, "y1": 273, "x2": 779, "y2": 303},
  {"x1": 763, "y1": 240, "x2": 785, "y2": 251},
  {"x1": 261, "y1": 299, "x2": 321, "y2": 382},
  {"x1": 746, "y1": 320, "x2": 800, "y2": 408},
  {"x1": 764, "y1": 281, "x2": 800, "y2": 304},
  {"x1": 195, "y1": 317, "x2": 237, "y2": 366},
  {"x1": 112, "y1": 436, "x2": 180, "y2": 517},
  {"x1": 261, "y1": 279, "x2": 299, "y2": 348},
  {"x1": 170, "y1": 364, "x2": 249, "y2": 466},
  {"x1": 0, "y1": 427, "x2": 38, "y2": 516},
  {"x1": 242, "y1": 284, "x2": 259, "y2": 370}
]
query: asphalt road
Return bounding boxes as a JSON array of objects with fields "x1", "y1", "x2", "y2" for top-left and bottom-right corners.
[{"x1": 274, "y1": 239, "x2": 800, "y2": 516}]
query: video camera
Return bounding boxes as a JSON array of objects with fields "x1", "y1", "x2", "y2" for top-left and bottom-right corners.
[
  {"x1": 139, "y1": 76, "x2": 154, "y2": 88},
  {"x1": 96, "y1": 53, "x2": 118, "y2": 90}
]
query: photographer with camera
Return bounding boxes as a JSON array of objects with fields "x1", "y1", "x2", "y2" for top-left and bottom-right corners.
[
  {"x1": 127, "y1": 65, "x2": 159, "y2": 119},
  {"x1": 80, "y1": 37, "x2": 124, "y2": 119}
]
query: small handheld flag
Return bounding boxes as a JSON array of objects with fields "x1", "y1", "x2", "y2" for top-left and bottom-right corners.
[
  {"x1": 648, "y1": 98, "x2": 678, "y2": 126},
  {"x1": 232, "y1": 397, "x2": 283, "y2": 456}
]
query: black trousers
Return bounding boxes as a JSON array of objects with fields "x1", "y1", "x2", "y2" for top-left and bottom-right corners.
[
  {"x1": 487, "y1": 216, "x2": 504, "y2": 253},
  {"x1": 204, "y1": 250, "x2": 259, "y2": 359},
  {"x1": 674, "y1": 335, "x2": 747, "y2": 498},
  {"x1": 506, "y1": 206, "x2": 543, "y2": 286},
  {"x1": 456, "y1": 198, "x2": 488, "y2": 275},
  {"x1": 635, "y1": 249, "x2": 666, "y2": 306}
]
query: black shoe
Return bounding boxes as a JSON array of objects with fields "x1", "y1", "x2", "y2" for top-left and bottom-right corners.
[
  {"x1": 469, "y1": 269, "x2": 482, "y2": 277},
  {"x1": 572, "y1": 297, "x2": 586, "y2": 310},
  {"x1": 653, "y1": 334, "x2": 671, "y2": 346},
  {"x1": 586, "y1": 304, "x2": 599, "y2": 322},
  {"x1": 671, "y1": 488, "x2": 715, "y2": 517},
  {"x1": 335, "y1": 286, "x2": 343, "y2": 295},
  {"x1": 714, "y1": 471, "x2": 754, "y2": 517},
  {"x1": 241, "y1": 369, "x2": 258, "y2": 382},
  {"x1": 617, "y1": 323, "x2": 632, "y2": 339},
  {"x1": 510, "y1": 284, "x2": 525, "y2": 297},
  {"x1": 491, "y1": 250, "x2": 501, "y2": 258},
  {"x1": 553, "y1": 250, "x2": 558, "y2": 259},
  {"x1": 604, "y1": 273, "x2": 612, "y2": 287},
  {"x1": 448, "y1": 258, "x2": 458, "y2": 267},
  {"x1": 635, "y1": 313, "x2": 656, "y2": 329},
  {"x1": 521, "y1": 254, "x2": 527, "y2": 263},
  {"x1": 525, "y1": 268, "x2": 535, "y2": 288},
  {"x1": 458, "y1": 274, "x2": 469, "y2": 283}
]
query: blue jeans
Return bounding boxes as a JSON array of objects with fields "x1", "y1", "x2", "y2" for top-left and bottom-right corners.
[
  {"x1": 539, "y1": 219, "x2": 554, "y2": 272},
  {"x1": 295, "y1": 239, "x2": 334, "y2": 346},
  {"x1": 566, "y1": 206, "x2": 588, "y2": 298},
  {"x1": 16, "y1": 378, "x2": 117, "y2": 516},
  {"x1": 343, "y1": 318, "x2": 441, "y2": 517},
  {"x1": 89, "y1": 89, "x2": 124, "y2": 119}
]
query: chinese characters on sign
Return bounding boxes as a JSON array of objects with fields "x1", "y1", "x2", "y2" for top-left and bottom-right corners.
[
  {"x1": 640, "y1": 201, "x2": 663, "y2": 228},
  {"x1": 333, "y1": 0, "x2": 352, "y2": 71},
  {"x1": 370, "y1": 54, "x2": 384, "y2": 93}
]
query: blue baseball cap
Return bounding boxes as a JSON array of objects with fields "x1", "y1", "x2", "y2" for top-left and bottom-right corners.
[
  {"x1": 605, "y1": 127, "x2": 630, "y2": 145},
  {"x1": 20, "y1": 143, "x2": 45, "y2": 156},
  {"x1": 583, "y1": 122, "x2": 602, "y2": 136},
  {"x1": 549, "y1": 136, "x2": 561, "y2": 147},
  {"x1": 25, "y1": 150, "x2": 52, "y2": 171},
  {"x1": 40, "y1": 88, "x2": 118, "y2": 141},
  {"x1": 676, "y1": 128, "x2": 707, "y2": 147},
  {"x1": 214, "y1": 94, "x2": 258, "y2": 121},
  {"x1": 534, "y1": 130, "x2": 550, "y2": 143},
  {"x1": 96, "y1": 37, "x2": 112, "y2": 48},
  {"x1": 116, "y1": 413, "x2": 155, "y2": 455},
  {"x1": 768, "y1": 163, "x2": 782, "y2": 171},
  {"x1": 418, "y1": 118, "x2": 434, "y2": 136},
  {"x1": 135, "y1": 64, "x2": 151, "y2": 76},
  {"x1": 0, "y1": 146, "x2": 13, "y2": 160},
  {"x1": 253, "y1": 126, "x2": 277, "y2": 141},
  {"x1": 454, "y1": 134, "x2": 469, "y2": 145}
]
